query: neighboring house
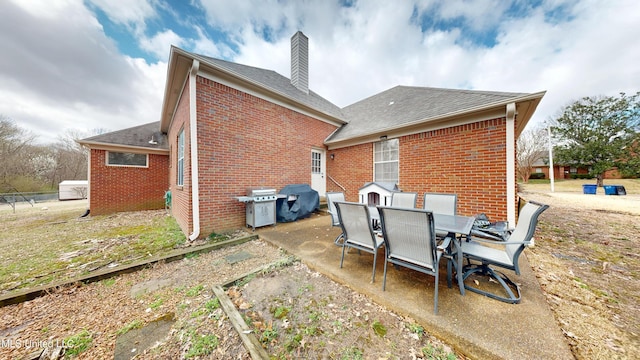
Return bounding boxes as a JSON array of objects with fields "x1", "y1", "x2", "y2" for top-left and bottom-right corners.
[
  {"x1": 530, "y1": 158, "x2": 624, "y2": 179},
  {"x1": 80, "y1": 32, "x2": 545, "y2": 238}
]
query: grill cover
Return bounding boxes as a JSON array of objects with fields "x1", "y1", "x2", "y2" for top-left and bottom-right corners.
[{"x1": 276, "y1": 184, "x2": 319, "y2": 222}]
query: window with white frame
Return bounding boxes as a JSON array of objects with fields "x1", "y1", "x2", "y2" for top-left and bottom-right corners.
[
  {"x1": 177, "y1": 129, "x2": 185, "y2": 186},
  {"x1": 107, "y1": 152, "x2": 148, "y2": 167},
  {"x1": 374, "y1": 138, "x2": 399, "y2": 183}
]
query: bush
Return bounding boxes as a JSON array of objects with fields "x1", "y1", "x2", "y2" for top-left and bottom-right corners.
[
  {"x1": 570, "y1": 174, "x2": 593, "y2": 179},
  {"x1": 529, "y1": 173, "x2": 546, "y2": 180}
]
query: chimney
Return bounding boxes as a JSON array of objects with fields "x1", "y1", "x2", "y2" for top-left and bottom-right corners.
[{"x1": 290, "y1": 31, "x2": 309, "y2": 94}]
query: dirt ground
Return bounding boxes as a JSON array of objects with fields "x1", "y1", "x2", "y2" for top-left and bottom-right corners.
[
  {"x1": 0, "y1": 204, "x2": 459, "y2": 359},
  {"x1": 1, "y1": 189, "x2": 639, "y2": 359},
  {"x1": 519, "y1": 189, "x2": 639, "y2": 359}
]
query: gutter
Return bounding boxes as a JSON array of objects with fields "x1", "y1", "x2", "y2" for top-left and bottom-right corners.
[
  {"x1": 506, "y1": 102, "x2": 516, "y2": 226},
  {"x1": 189, "y1": 59, "x2": 201, "y2": 240}
]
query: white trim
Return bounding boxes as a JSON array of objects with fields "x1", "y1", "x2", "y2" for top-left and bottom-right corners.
[
  {"x1": 197, "y1": 70, "x2": 344, "y2": 128},
  {"x1": 506, "y1": 102, "x2": 516, "y2": 226},
  {"x1": 189, "y1": 60, "x2": 201, "y2": 241}
]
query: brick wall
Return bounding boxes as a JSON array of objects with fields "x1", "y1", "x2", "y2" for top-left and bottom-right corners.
[
  {"x1": 89, "y1": 150, "x2": 169, "y2": 215},
  {"x1": 327, "y1": 117, "x2": 512, "y2": 221},
  {"x1": 169, "y1": 75, "x2": 339, "y2": 236},
  {"x1": 168, "y1": 80, "x2": 192, "y2": 236}
]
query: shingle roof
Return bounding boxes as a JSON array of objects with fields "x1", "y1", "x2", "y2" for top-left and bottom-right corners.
[
  {"x1": 77, "y1": 121, "x2": 168, "y2": 151},
  {"x1": 197, "y1": 54, "x2": 346, "y2": 121},
  {"x1": 327, "y1": 86, "x2": 529, "y2": 142}
]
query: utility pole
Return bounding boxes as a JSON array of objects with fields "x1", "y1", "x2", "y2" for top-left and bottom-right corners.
[{"x1": 548, "y1": 125, "x2": 555, "y2": 192}]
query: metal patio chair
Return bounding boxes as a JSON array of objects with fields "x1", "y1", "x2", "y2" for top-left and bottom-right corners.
[
  {"x1": 390, "y1": 192, "x2": 418, "y2": 208},
  {"x1": 423, "y1": 192, "x2": 457, "y2": 239},
  {"x1": 326, "y1": 192, "x2": 346, "y2": 246},
  {"x1": 378, "y1": 206, "x2": 452, "y2": 314},
  {"x1": 335, "y1": 201, "x2": 385, "y2": 282},
  {"x1": 461, "y1": 200, "x2": 549, "y2": 303}
]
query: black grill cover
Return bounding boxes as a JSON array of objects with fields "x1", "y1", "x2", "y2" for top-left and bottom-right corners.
[{"x1": 276, "y1": 184, "x2": 319, "y2": 222}]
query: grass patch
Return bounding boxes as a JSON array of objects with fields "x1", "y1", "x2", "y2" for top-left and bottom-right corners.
[
  {"x1": 185, "y1": 332, "x2": 219, "y2": 358},
  {"x1": 64, "y1": 329, "x2": 92, "y2": 357},
  {"x1": 0, "y1": 209, "x2": 185, "y2": 293},
  {"x1": 116, "y1": 320, "x2": 143, "y2": 335}
]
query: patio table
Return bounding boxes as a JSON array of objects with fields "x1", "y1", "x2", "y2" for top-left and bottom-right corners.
[{"x1": 370, "y1": 207, "x2": 475, "y2": 295}]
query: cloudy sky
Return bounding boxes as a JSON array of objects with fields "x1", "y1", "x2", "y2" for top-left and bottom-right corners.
[{"x1": 1, "y1": 0, "x2": 638, "y2": 144}]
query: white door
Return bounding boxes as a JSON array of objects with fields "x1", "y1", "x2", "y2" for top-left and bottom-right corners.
[{"x1": 311, "y1": 149, "x2": 326, "y2": 196}]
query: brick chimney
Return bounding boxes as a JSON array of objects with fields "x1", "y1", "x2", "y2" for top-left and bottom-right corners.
[{"x1": 290, "y1": 31, "x2": 309, "y2": 94}]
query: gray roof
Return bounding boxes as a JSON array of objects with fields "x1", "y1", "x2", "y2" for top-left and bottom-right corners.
[
  {"x1": 327, "y1": 86, "x2": 529, "y2": 142},
  {"x1": 78, "y1": 121, "x2": 168, "y2": 151},
  {"x1": 197, "y1": 54, "x2": 346, "y2": 121}
]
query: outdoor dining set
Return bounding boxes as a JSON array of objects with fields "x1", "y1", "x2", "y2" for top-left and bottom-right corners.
[{"x1": 326, "y1": 191, "x2": 549, "y2": 314}]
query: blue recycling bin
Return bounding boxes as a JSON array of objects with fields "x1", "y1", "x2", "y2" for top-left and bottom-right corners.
[
  {"x1": 582, "y1": 184, "x2": 597, "y2": 195},
  {"x1": 604, "y1": 185, "x2": 626, "y2": 195}
]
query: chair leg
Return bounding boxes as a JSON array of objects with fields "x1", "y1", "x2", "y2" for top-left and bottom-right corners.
[
  {"x1": 434, "y1": 269, "x2": 439, "y2": 314},
  {"x1": 340, "y1": 244, "x2": 347, "y2": 268},
  {"x1": 462, "y1": 264, "x2": 522, "y2": 304},
  {"x1": 334, "y1": 232, "x2": 344, "y2": 246},
  {"x1": 371, "y1": 251, "x2": 377, "y2": 282},
  {"x1": 382, "y1": 259, "x2": 388, "y2": 291}
]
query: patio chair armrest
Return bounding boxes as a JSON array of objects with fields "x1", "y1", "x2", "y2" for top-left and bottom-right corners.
[{"x1": 437, "y1": 236, "x2": 452, "y2": 251}]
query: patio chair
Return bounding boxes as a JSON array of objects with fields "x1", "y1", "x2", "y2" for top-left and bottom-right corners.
[
  {"x1": 378, "y1": 206, "x2": 451, "y2": 314},
  {"x1": 390, "y1": 192, "x2": 417, "y2": 208},
  {"x1": 326, "y1": 192, "x2": 346, "y2": 246},
  {"x1": 461, "y1": 200, "x2": 549, "y2": 303},
  {"x1": 335, "y1": 202, "x2": 385, "y2": 282},
  {"x1": 423, "y1": 192, "x2": 457, "y2": 239}
]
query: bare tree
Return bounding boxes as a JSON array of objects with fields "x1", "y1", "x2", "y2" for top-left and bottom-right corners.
[
  {"x1": 517, "y1": 126, "x2": 549, "y2": 182},
  {"x1": 0, "y1": 116, "x2": 38, "y2": 192}
]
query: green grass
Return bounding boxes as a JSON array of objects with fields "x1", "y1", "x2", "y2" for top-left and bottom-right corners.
[
  {"x1": 64, "y1": 329, "x2": 93, "y2": 357},
  {"x1": 116, "y1": 320, "x2": 144, "y2": 335},
  {"x1": 0, "y1": 209, "x2": 185, "y2": 293}
]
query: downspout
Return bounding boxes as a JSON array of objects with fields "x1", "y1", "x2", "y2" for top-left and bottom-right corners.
[
  {"x1": 506, "y1": 102, "x2": 516, "y2": 226},
  {"x1": 189, "y1": 59, "x2": 201, "y2": 240}
]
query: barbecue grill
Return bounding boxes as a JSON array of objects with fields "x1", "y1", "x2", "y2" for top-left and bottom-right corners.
[{"x1": 236, "y1": 188, "x2": 277, "y2": 230}]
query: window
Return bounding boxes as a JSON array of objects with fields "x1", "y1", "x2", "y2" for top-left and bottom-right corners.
[
  {"x1": 177, "y1": 129, "x2": 185, "y2": 186},
  {"x1": 107, "y1": 152, "x2": 147, "y2": 167},
  {"x1": 535, "y1": 168, "x2": 543, "y2": 173},
  {"x1": 374, "y1": 139, "x2": 399, "y2": 183},
  {"x1": 311, "y1": 151, "x2": 321, "y2": 174}
]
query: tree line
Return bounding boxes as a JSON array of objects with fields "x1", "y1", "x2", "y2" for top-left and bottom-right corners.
[
  {"x1": 517, "y1": 92, "x2": 640, "y2": 185},
  {"x1": 0, "y1": 116, "x2": 94, "y2": 194}
]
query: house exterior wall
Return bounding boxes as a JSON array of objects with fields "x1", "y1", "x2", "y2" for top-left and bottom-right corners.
[
  {"x1": 88, "y1": 149, "x2": 169, "y2": 215},
  {"x1": 328, "y1": 117, "x2": 511, "y2": 221},
  {"x1": 168, "y1": 80, "x2": 193, "y2": 236},
  {"x1": 169, "y1": 75, "x2": 339, "y2": 236}
]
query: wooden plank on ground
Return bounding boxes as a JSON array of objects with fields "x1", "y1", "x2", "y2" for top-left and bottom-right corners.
[{"x1": 211, "y1": 285, "x2": 269, "y2": 360}]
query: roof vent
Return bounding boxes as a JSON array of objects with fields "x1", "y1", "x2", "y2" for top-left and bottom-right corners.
[{"x1": 290, "y1": 31, "x2": 309, "y2": 94}]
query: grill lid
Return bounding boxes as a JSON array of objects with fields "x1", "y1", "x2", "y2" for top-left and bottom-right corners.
[{"x1": 247, "y1": 187, "x2": 277, "y2": 197}]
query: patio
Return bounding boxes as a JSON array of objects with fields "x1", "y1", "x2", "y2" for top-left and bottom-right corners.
[{"x1": 257, "y1": 212, "x2": 574, "y2": 360}]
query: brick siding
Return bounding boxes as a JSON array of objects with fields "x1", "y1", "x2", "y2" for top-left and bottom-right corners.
[
  {"x1": 89, "y1": 150, "x2": 169, "y2": 215},
  {"x1": 327, "y1": 118, "x2": 512, "y2": 221},
  {"x1": 168, "y1": 75, "x2": 338, "y2": 236}
]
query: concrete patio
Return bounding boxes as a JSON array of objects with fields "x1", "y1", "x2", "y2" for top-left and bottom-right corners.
[{"x1": 256, "y1": 212, "x2": 574, "y2": 360}]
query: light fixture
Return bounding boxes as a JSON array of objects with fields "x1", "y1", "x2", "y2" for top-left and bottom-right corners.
[
  {"x1": 330, "y1": 154, "x2": 335, "y2": 160},
  {"x1": 380, "y1": 135, "x2": 387, "y2": 140}
]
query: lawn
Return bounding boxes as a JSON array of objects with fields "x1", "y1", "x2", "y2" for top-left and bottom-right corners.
[{"x1": 521, "y1": 178, "x2": 640, "y2": 193}]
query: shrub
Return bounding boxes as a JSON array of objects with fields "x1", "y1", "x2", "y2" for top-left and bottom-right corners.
[
  {"x1": 570, "y1": 174, "x2": 593, "y2": 179},
  {"x1": 529, "y1": 173, "x2": 546, "y2": 180}
]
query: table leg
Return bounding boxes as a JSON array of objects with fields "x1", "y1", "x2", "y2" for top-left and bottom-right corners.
[{"x1": 448, "y1": 232, "x2": 465, "y2": 296}]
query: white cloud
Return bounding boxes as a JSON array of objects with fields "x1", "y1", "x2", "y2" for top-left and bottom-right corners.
[
  {"x1": 140, "y1": 29, "x2": 185, "y2": 59},
  {"x1": 0, "y1": 0, "x2": 165, "y2": 144},
  {"x1": 1, "y1": 0, "x2": 638, "y2": 145}
]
